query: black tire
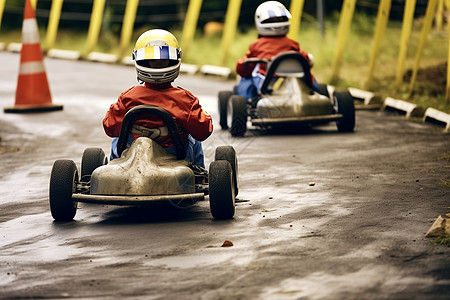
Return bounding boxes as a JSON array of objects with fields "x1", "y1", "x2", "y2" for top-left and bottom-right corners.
[
  {"x1": 215, "y1": 146, "x2": 238, "y2": 197},
  {"x1": 49, "y1": 160, "x2": 78, "y2": 221},
  {"x1": 218, "y1": 91, "x2": 232, "y2": 130},
  {"x1": 81, "y1": 147, "x2": 107, "y2": 179},
  {"x1": 229, "y1": 95, "x2": 247, "y2": 137},
  {"x1": 209, "y1": 161, "x2": 235, "y2": 220},
  {"x1": 317, "y1": 83, "x2": 330, "y2": 98},
  {"x1": 334, "y1": 90, "x2": 355, "y2": 132}
]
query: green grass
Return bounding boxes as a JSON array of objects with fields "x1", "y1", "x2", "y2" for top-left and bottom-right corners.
[
  {"x1": 1, "y1": 15, "x2": 449, "y2": 113},
  {"x1": 431, "y1": 236, "x2": 450, "y2": 245}
]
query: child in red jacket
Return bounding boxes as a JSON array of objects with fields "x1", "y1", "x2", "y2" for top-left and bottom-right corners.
[
  {"x1": 103, "y1": 29, "x2": 213, "y2": 167},
  {"x1": 236, "y1": 1, "x2": 318, "y2": 99}
]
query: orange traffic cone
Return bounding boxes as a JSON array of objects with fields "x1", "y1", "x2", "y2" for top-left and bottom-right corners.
[{"x1": 4, "y1": 0, "x2": 62, "y2": 113}]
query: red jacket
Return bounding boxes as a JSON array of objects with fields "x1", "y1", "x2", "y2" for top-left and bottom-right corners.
[
  {"x1": 236, "y1": 36, "x2": 314, "y2": 82},
  {"x1": 103, "y1": 82, "x2": 213, "y2": 148}
]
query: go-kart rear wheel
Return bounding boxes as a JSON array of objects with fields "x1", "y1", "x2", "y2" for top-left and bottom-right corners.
[
  {"x1": 49, "y1": 160, "x2": 79, "y2": 221},
  {"x1": 334, "y1": 90, "x2": 355, "y2": 132},
  {"x1": 209, "y1": 160, "x2": 235, "y2": 220},
  {"x1": 229, "y1": 95, "x2": 247, "y2": 137},
  {"x1": 218, "y1": 91, "x2": 232, "y2": 130},
  {"x1": 215, "y1": 146, "x2": 238, "y2": 196},
  {"x1": 81, "y1": 147, "x2": 107, "y2": 179}
]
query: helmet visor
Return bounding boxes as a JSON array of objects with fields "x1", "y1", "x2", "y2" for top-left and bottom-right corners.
[
  {"x1": 261, "y1": 16, "x2": 289, "y2": 24},
  {"x1": 137, "y1": 59, "x2": 179, "y2": 69}
]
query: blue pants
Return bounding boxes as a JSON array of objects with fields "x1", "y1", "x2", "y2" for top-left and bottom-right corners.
[
  {"x1": 236, "y1": 74, "x2": 320, "y2": 99},
  {"x1": 236, "y1": 76, "x2": 264, "y2": 100},
  {"x1": 110, "y1": 134, "x2": 205, "y2": 168}
]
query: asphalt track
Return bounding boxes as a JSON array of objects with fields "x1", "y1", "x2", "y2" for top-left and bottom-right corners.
[{"x1": 0, "y1": 52, "x2": 449, "y2": 299}]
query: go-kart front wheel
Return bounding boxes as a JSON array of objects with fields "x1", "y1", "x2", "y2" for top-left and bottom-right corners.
[
  {"x1": 81, "y1": 147, "x2": 107, "y2": 179},
  {"x1": 215, "y1": 146, "x2": 238, "y2": 197},
  {"x1": 229, "y1": 95, "x2": 247, "y2": 137},
  {"x1": 209, "y1": 160, "x2": 235, "y2": 220},
  {"x1": 49, "y1": 160, "x2": 79, "y2": 221},
  {"x1": 218, "y1": 91, "x2": 232, "y2": 130},
  {"x1": 334, "y1": 90, "x2": 355, "y2": 132}
]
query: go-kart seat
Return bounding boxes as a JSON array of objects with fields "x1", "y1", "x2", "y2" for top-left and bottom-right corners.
[
  {"x1": 260, "y1": 51, "x2": 313, "y2": 95},
  {"x1": 116, "y1": 105, "x2": 187, "y2": 160}
]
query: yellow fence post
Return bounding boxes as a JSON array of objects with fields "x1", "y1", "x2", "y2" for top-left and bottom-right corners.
[
  {"x1": 44, "y1": 0, "x2": 64, "y2": 52},
  {"x1": 84, "y1": 0, "x2": 106, "y2": 58},
  {"x1": 446, "y1": 0, "x2": 450, "y2": 103},
  {"x1": 287, "y1": 0, "x2": 305, "y2": 41},
  {"x1": 119, "y1": 0, "x2": 139, "y2": 61},
  {"x1": 181, "y1": 0, "x2": 203, "y2": 58},
  {"x1": 447, "y1": 24, "x2": 450, "y2": 103},
  {"x1": 330, "y1": 0, "x2": 356, "y2": 82},
  {"x1": 408, "y1": 0, "x2": 438, "y2": 98},
  {"x1": 0, "y1": 0, "x2": 5, "y2": 31},
  {"x1": 220, "y1": 0, "x2": 242, "y2": 65},
  {"x1": 395, "y1": 0, "x2": 416, "y2": 90},
  {"x1": 365, "y1": 0, "x2": 391, "y2": 88},
  {"x1": 447, "y1": 0, "x2": 450, "y2": 32},
  {"x1": 436, "y1": 0, "x2": 444, "y2": 34},
  {"x1": 30, "y1": 0, "x2": 37, "y2": 10}
]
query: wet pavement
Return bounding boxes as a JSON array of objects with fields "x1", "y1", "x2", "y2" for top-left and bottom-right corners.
[{"x1": 0, "y1": 52, "x2": 449, "y2": 299}]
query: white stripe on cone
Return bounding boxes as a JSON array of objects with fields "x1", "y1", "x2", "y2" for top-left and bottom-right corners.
[
  {"x1": 22, "y1": 19, "x2": 40, "y2": 45},
  {"x1": 19, "y1": 61, "x2": 45, "y2": 75}
]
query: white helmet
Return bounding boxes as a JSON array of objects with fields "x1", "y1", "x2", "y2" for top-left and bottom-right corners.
[
  {"x1": 132, "y1": 29, "x2": 182, "y2": 84},
  {"x1": 254, "y1": 1, "x2": 292, "y2": 36}
]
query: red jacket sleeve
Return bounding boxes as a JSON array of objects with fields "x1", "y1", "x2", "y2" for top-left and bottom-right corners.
[
  {"x1": 103, "y1": 87, "x2": 132, "y2": 137},
  {"x1": 236, "y1": 56, "x2": 256, "y2": 78},
  {"x1": 180, "y1": 88, "x2": 213, "y2": 141}
]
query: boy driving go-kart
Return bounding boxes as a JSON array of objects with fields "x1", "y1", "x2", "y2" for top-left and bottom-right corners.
[
  {"x1": 48, "y1": 30, "x2": 239, "y2": 222},
  {"x1": 218, "y1": 1, "x2": 355, "y2": 137}
]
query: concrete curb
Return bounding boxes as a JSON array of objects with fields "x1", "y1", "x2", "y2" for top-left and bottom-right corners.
[
  {"x1": 86, "y1": 52, "x2": 118, "y2": 64},
  {"x1": 383, "y1": 97, "x2": 425, "y2": 118},
  {"x1": 121, "y1": 56, "x2": 134, "y2": 66},
  {"x1": 349, "y1": 87, "x2": 383, "y2": 110},
  {"x1": 200, "y1": 65, "x2": 231, "y2": 78},
  {"x1": 47, "y1": 49, "x2": 81, "y2": 60},
  {"x1": 180, "y1": 63, "x2": 199, "y2": 75},
  {"x1": 423, "y1": 107, "x2": 450, "y2": 133},
  {"x1": 7, "y1": 42, "x2": 22, "y2": 52}
]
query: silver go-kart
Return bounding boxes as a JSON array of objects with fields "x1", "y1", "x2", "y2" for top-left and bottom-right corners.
[
  {"x1": 49, "y1": 105, "x2": 238, "y2": 221},
  {"x1": 218, "y1": 51, "x2": 355, "y2": 136}
]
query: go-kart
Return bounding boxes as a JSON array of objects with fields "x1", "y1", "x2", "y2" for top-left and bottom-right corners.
[
  {"x1": 49, "y1": 105, "x2": 238, "y2": 221},
  {"x1": 218, "y1": 51, "x2": 355, "y2": 136}
]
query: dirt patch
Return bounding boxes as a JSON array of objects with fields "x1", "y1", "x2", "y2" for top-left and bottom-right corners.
[
  {"x1": 403, "y1": 62, "x2": 447, "y2": 96},
  {"x1": 0, "y1": 146, "x2": 20, "y2": 154},
  {"x1": 0, "y1": 120, "x2": 22, "y2": 154}
]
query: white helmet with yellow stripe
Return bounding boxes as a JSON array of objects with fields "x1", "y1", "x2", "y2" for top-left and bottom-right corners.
[{"x1": 132, "y1": 29, "x2": 182, "y2": 83}]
